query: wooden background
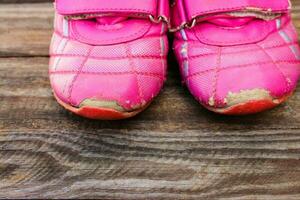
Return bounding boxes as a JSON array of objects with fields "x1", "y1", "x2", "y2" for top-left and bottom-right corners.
[{"x1": 1, "y1": 0, "x2": 300, "y2": 199}]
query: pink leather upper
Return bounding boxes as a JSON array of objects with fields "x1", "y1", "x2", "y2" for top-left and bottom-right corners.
[
  {"x1": 173, "y1": 0, "x2": 300, "y2": 108},
  {"x1": 56, "y1": 0, "x2": 169, "y2": 19},
  {"x1": 185, "y1": 0, "x2": 290, "y2": 16},
  {"x1": 49, "y1": 0, "x2": 169, "y2": 110},
  {"x1": 172, "y1": 0, "x2": 290, "y2": 30}
]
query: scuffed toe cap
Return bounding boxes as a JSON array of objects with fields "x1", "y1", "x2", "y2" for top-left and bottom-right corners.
[
  {"x1": 50, "y1": 67, "x2": 165, "y2": 112},
  {"x1": 184, "y1": 43, "x2": 300, "y2": 109}
]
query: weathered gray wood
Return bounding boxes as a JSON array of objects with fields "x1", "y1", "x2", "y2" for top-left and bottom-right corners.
[
  {"x1": 0, "y1": 0, "x2": 50, "y2": 3},
  {"x1": 1, "y1": 1, "x2": 300, "y2": 199},
  {"x1": 0, "y1": 3, "x2": 53, "y2": 56}
]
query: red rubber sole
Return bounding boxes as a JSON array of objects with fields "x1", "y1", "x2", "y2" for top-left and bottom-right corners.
[
  {"x1": 53, "y1": 94, "x2": 149, "y2": 120},
  {"x1": 206, "y1": 93, "x2": 291, "y2": 115}
]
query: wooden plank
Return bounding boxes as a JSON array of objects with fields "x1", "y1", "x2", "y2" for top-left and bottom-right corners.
[
  {"x1": 0, "y1": 3, "x2": 53, "y2": 56},
  {"x1": 0, "y1": 0, "x2": 50, "y2": 3}
]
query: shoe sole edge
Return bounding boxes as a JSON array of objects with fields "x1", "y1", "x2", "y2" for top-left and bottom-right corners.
[
  {"x1": 53, "y1": 93, "x2": 150, "y2": 120},
  {"x1": 204, "y1": 93, "x2": 292, "y2": 115}
]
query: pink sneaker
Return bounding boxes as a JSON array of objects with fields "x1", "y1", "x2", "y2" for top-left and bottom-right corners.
[
  {"x1": 172, "y1": 0, "x2": 300, "y2": 115},
  {"x1": 49, "y1": 0, "x2": 169, "y2": 120}
]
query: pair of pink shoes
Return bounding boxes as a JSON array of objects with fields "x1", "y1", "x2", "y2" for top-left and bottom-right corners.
[{"x1": 49, "y1": 0, "x2": 300, "y2": 120}]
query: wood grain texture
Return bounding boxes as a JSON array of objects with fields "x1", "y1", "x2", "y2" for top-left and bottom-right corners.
[
  {"x1": 1, "y1": 1, "x2": 300, "y2": 199},
  {"x1": 0, "y1": 0, "x2": 50, "y2": 3}
]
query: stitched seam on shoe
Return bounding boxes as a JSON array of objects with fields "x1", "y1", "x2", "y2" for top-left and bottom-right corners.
[
  {"x1": 55, "y1": 0, "x2": 155, "y2": 14},
  {"x1": 185, "y1": 60, "x2": 300, "y2": 80},
  {"x1": 57, "y1": 8, "x2": 154, "y2": 13},
  {"x1": 184, "y1": 42, "x2": 298, "y2": 59},
  {"x1": 71, "y1": 20, "x2": 152, "y2": 44},
  {"x1": 256, "y1": 43, "x2": 290, "y2": 93},
  {"x1": 191, "y1": 6, "x2": 289, "y2": 19},
  {"x1": 54, "y1": 30, "x2": 163, "y2": 44},
  {"x1": 125, "y1": 44, "x2": 144, "y2": 103},
  {"x1": 211, "y1": 47, "x2": 222, "y2": 107},
  {"x1": 49, "y1": 71, "x2": 164, "y2": 78},
  {"x1": 160, "y1": 23, "x2": 166, "y2": 83},
  {"x1": 196, "y1": 21, "x2": 269, "y2": 45},
  {"x1": 51, "y1": 54, "x2": 165, "y2": 60},
  {"x1": 53, "y1": 39, "x2": 68, "y2": 71},
  {"x1": 49, "y1": 36, "x2": 63, "y2": 71},
  {"x1": 50, "y1": 35, "x2": 64, "y2": 55},
  {"x1": 67, "y1": 47, "x2": 94, "y2": 105}
]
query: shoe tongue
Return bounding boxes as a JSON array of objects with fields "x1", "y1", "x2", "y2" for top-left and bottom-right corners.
[
  {"x1": 96, "y1": 16, "x2": 128, "y2": 25},
  {"x1": 207, "y1": 16, "x2": 254, "y2": 27}
]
